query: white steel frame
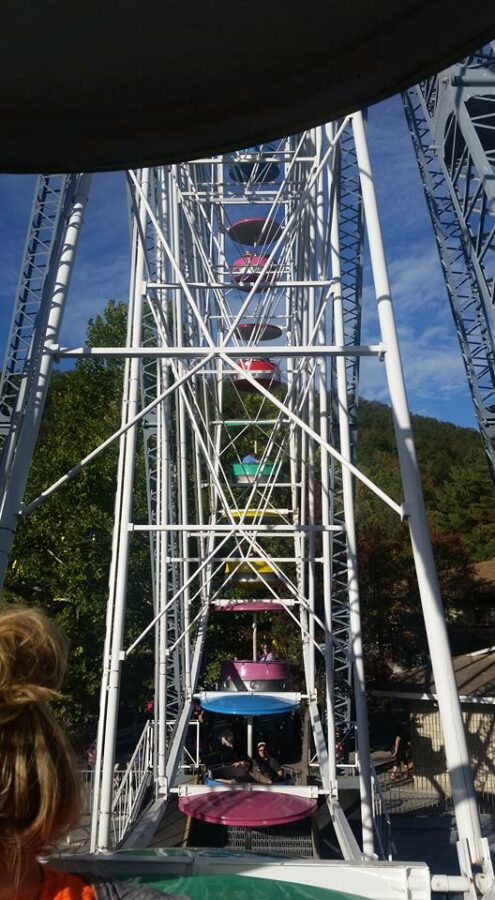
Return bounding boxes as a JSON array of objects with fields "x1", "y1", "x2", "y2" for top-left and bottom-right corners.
[{"x1": 0, "y1": 115, "x2": 492, "y2": 898}]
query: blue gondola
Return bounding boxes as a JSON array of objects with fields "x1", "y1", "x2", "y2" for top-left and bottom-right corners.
[
  {"x1": 227, "y1": 145, "x2": 280, "y2": 183},
  {"x1": 201, "y1": 693, "x2": 299, "y2": 716}
]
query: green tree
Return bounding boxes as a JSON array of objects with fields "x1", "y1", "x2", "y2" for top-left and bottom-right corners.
[{"x1": 2, "y1": 300, "x2": 153, "y2": 734}]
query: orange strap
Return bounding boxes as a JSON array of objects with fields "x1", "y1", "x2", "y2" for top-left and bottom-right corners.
[{"x1": 40, "y1": 866, "x2": 96, "y2": 900}]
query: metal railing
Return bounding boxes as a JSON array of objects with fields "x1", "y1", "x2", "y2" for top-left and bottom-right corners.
[
  {"x1": 167, "y1": 718, "x2": 200, "y2": 771},
  {"x1": 73, "y1": 718, "x2": 201, "y2": 850},
  {"x1": 309, "y1": 752, "x2": 393, "y2": 860},
  {"x1": 110, "y1": 720, "x2": 154, "y2": 847},
  {"x1": 371, "y1": 766, "x2": 393, "y2": 860},
  {"x1": 79, "y1": 767, "x2": 96, "y2": 815},
  {"x1": 380, "y1": 772, "x2": 495, "y2": 817}
]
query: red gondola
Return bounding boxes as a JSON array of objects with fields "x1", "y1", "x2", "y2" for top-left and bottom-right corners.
[{"x1": 232, "y1": 359, "x2": 281, "y2": 392}]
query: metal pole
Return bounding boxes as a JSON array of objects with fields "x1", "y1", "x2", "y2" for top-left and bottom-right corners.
[
  {"x1": 157, "y1": 358, "x2": 169, "y2": 790},
  {"x1": 96, "y1": 168, "x2": 150, "y2": 851},
  {"x1": 352, "y1": 109, "x2": 488, "y2": 872},
  {"x1": 90, "y1": 233, "x2": 137, "y2": 852}
]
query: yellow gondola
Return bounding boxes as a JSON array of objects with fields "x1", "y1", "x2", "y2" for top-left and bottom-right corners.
[{"x1": 224, "y1": 558, "x2": 278, "y2": 587}]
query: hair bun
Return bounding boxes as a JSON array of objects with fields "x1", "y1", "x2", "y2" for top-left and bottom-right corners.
[{"x1": 0, "y1": 607, "x2": 68, "y2": 720}]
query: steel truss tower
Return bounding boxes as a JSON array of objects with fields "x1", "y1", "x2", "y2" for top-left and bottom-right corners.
[
  {"x1": 403, "y1": 45, "x2": 495, "y2": 478},
  {"x1": 0, "y1": 115, "x2": 493, "y2": 896},
  {"x1": 0, "y1": 174, "x2": 92, "y2": 573}
]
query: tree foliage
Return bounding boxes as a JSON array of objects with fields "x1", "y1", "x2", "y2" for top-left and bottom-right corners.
[
  {"x1": 2, "y1": 300, "x2": 153, "y2": 732},
  {"x1": 356, "y1": 401, "x2": 495, "y2": 674}
]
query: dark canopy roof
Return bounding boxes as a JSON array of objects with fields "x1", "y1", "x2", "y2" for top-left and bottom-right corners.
[
  {"x1": 2, "y1": 1, "x2": 494, "y2": 172},
  {"x1": 372, "y1": 648, "x2": 495, "y2": 700}
]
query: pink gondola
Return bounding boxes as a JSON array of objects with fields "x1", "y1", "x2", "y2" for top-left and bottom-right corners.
[{"x1": 232, "y1": 253, "x2": 276, "y2": 290}]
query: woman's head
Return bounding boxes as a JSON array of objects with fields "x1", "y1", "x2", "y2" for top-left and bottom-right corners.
[{"x1": 0, "y1": 606, "x2": 80, "y2": 878}]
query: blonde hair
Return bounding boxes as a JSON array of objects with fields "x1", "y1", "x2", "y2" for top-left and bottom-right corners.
[{"x1": 0, "y1": 605, "x2": 80, "y2": 880}]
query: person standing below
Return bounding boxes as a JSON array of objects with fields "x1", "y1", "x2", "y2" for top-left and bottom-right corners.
[
  {"x1": 252, "y1": 741, "x2": 284, "y2": 783},
  {"x1": 390, "y1": 717, "x2": 413, "y2": 781},
  {"x1": 259, "y1": 641, "x2": 275, "y2": 662}
]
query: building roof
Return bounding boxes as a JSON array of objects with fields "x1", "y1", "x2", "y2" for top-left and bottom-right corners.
[
  {"x1": 373, "y1": 647, "x2": 495, "y2": 703},
  {"x1": 474, "y1": 559, "x2": 495, "y2": 583}
]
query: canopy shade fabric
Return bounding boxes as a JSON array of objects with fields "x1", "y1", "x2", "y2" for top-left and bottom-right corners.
[{"x1": 1, "y1": 1, "x2": 494, "y2": 172}]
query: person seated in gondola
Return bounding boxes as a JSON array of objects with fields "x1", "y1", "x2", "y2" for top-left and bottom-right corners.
[
  {"x1": 213, "y1": 757, "x2": 254, "y2": 784},
  {"x1": 259, "y1": 641, "x2": 275, "y2": 662},
  {"x1": 252, "y1": 740, "x2": 284, "y2": 783},
  {"x1": 242, "y1": 449, "x2": 259, "y2": 464}
]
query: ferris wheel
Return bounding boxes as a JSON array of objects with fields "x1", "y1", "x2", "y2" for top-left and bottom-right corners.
[{"x1": 0, "y1": 112, "x2": 493, "y2": 896}]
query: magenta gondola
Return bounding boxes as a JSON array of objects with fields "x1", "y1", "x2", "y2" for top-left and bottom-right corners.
[
  {"x1": 232, "y1": 254, "x2": 276, "y2": 290},
  {"x1": 220, "y1": 659, "x2": 293, "y2": 692},
  {"x1": 232, "y1": 359, "x2": 281, "y2": 392},
  {"x1": 179, "y1": 790, "x2": 316, "y2": 827},
  {"x1": 216, "y1": 600, "x2": 285, "y2": 612},
  {"x1": 227, "y1": 217, "x2": 283, "y2": 246}
]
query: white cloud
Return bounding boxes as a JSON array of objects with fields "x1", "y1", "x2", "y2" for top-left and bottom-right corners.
[{"x1": 360, "y1": 239, "x2": 469, "y2": 415}]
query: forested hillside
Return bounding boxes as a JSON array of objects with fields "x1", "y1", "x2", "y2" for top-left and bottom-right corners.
[
  {"x1": 357, "y1": 400, "x2": 495, "y2": 561},
  {"x1": 355, "y1": 401, "x2": 495, "y2": 675},
  {"x1": 2, "y1": 300, "x2": 494, "y2": 724}
]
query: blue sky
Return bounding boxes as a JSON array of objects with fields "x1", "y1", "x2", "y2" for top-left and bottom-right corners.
[{"x1": 0, "y1": 94, "x2": 476, "y2": 430}]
